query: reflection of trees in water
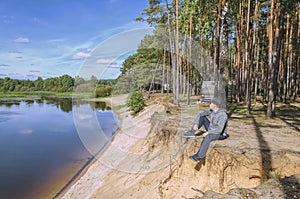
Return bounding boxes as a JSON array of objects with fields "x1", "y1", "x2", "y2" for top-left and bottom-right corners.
[
  {"x1": 43, "y1": 97, "x2": 73, "y2": 113},
  {"x1": 57, "y1": 98, "x2": 73, "y2": 112},
  {"x1": 24, "y1": 99, "x2": 35, "y2": 105},
  {"x1": 94, "y1": 101, "x2": 111, "y2": 111},
  {"x1": 0, "y1": 97, "x2": 111, "y2": 113},
  {"x1": 72, "y1": 99, "x2": 111, "y2": 111},
  {"x1": 0, "y1": 101, "x2": 20, "y2": 107}
]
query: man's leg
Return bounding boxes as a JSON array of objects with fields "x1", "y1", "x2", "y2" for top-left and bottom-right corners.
[
  {"x1": 193, "y1": 133, "x2": 220, "y2": 159},
  {"x1": 197, "y1": 116, "x2": 210, "y2": 131},
  {"x1": 183, "y1": 116, "x2": 210, "y2": 137}
]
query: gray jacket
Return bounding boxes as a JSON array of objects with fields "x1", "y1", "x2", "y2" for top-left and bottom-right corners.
[{"x1": 194, "y1": 109, "x2": 228, "y2": 136}]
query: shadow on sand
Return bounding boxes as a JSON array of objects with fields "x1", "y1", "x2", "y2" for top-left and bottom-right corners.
[{"x1": 251, "y1": 116, "x2": 272, "y2": 181}]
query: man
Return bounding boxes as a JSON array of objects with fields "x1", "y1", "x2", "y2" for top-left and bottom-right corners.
[{"x1": 183, "y1": 98, "x2": 228, "y2": 162}]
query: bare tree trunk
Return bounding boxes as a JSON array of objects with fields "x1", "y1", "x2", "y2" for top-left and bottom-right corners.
[
  {"x1": 283, "y1": 14, "x2": 290, "y2": 103},
  {"x1": 161, "y1": 45, "x2": 166, "y2": 94},
  {"x1": 296, "y1": 5, "x2": 300, "y2": 98},
  {"x1": 175, "y1": 0, "x2": 179, "y2": 106},
  {"x1": 187, "y1": 14, "x2": 192, "y2": 105},
  {"x1": 291, "y1": 4, "x2": 298, "y2": 100},
  {"x1": 220, "y1": 1, "x2": 229, "y2": 105},
  {"x1": 166, "y1": 0, "x2": 178, "y2": 105},
  {"x1": 245, "y1": 0, "x2": 252, "y2": 114},
  {"x1": 235, "y1": 1, "x2": 243, "y2": 102},
  {"x1": 254, "y1": 36, "x2": 260, "y2": 104},
  {"x1": 267, "y1": 0, "x2": 283, "y2": 118},
  {"x1": 214, "y1": 0, "x2": 222, "y2": 99},
  {"x1": 266, "y1": 0, "x2": 276, "y2": 118},
  {"x1": 252, "y1": 0, "x2": 259, "y2": 105}
]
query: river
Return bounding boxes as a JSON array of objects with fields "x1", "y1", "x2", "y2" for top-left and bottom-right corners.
[{"x1": 0, "y1": 97, "x2": 118, "y2": 199}]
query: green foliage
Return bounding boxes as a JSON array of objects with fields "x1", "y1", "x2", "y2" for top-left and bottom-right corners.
[
  {"x1": 95, "y1": 85, "x2": 114, "y2": 97},
  {"x1": 0, "y1": 75, "x2": 116, "y2": 97},
  {"x1": 117, "y1": 33, "x2": 167, "y2": 94},
  {"x1": 0, "y1": 75, "x2": 74, "y2": 93},
  {"x1": 127, "y1": 90, "x2": 145, "y2": 113},
  {"x1": 269, "y1": 171, "x2": 281, "y2": 180}
]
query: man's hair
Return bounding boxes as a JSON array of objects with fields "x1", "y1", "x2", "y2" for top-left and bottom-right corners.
[{"x1": 211, "y1": 98, "x2": 221, "y2": 107}]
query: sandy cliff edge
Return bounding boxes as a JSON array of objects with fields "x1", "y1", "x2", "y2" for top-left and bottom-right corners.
[
  {"x1": 59, "y1": 95, "x2": 300, "y2": 199},
  {"x1": 60, "y1": 94, "x2": 166, "y2": 199}
]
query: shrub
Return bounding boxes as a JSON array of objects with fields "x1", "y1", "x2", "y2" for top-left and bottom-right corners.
[{"x1": 127, "y1": 90, "x2": 145, "y2": 113}]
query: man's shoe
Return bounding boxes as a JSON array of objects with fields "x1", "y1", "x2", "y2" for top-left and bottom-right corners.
[
  {"x1": 182, "y1": 130, "x2": 196, "y2": 138},
  {"x1": 219, "y1": 134, "x2": 229, "y2": 140},
  {"x1": 189, "y1": 154, "x2": 204, "y2": 162},
  {"x1": 195, "y1": 130, "x2": 205, "y2": 136},
  {"x1": 189, "y1": 155, "x2": 198, "y2": 161}
]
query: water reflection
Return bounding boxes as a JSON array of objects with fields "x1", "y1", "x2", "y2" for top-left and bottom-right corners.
[
  {"x1": 0, "y1": 97, "x2": 111, "y2": 113},
  {"x1": 0, "y1": 97, "x2": 117, "y2": 199}
]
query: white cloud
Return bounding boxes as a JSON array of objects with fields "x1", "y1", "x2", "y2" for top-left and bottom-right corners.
[
  {"x1": 96, "y1": 58, "x2": 113, "y2": 64},
  {"x1": 8, "y1": 50, "x2": 22, "y2": 54},
  {"x1": 2, "y1": 15, "x2": 15, "y2": 23},
  {"x1": 29, "y1": 70, "x2": 40, "y2": 73},
  {"x1": 15, "y1": 37, "x2": 30, "y2": 43},
  {"x1": 72, "y1": 52, "x2": 91, "y2": 60},
  {"x1": 46, "y1": 38, "x2": 66, "y2": 43},
  {"x1": 0, "y1": 64, "x2": 9, "y2": 67}
]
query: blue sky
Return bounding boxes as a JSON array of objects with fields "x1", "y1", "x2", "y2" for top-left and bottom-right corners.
[{"x1": 0, "y1": 0, "x2": 151, "y2": 80}]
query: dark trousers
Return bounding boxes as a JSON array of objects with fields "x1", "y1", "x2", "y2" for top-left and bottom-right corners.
[
  {"x1": 197, "y1": 115, "x2": 210, "y2": 131},
  {"x1": 194, "y1": 116, "x2": 220, "y2": 159}
]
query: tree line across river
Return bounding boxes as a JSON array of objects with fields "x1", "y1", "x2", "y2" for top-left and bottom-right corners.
[{"x1": 0, "y1": 75, "x2": 116, "y2": 98}]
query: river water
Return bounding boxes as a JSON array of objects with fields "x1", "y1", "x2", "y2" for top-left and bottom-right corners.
[{"x1": 0, "y1": 97, "x2": 118, "y2": 199}]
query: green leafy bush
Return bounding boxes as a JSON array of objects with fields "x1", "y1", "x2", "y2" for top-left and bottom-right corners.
[{"x1": 127, "y1": 91, "x2": 145, "y2": 113}]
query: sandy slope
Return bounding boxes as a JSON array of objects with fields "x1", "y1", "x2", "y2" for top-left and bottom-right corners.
[
  {"x1": 60, "y1": 94, "x2": 166, "y2": 199},
  {"x1": 60, "y1": 95, "x2": 300, "y2": 199}
]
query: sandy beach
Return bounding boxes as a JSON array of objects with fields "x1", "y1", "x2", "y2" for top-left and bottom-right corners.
[{"x1": 57, "y1": 94, "x2": 166, "y2": 198}]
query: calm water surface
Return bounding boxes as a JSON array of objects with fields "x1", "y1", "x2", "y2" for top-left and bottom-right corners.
[{"x1": 0, "y1": 97, "x2": 118, "y2": 199}]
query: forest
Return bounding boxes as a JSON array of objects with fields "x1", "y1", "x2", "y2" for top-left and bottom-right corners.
[
  {"x1": 118, "y1": 0, "x2": 300, "y2": 118},
  {"x1": 1, "y1": 0, "x2": 299, "y2": 118},
  {"x1": 0, "y1": 75, "x2": 116, "y2": 98}
]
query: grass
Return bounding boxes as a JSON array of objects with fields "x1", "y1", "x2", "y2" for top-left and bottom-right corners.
[
  {"x1": 276, "y1": 104, "x2": 300, "y2": 118},
  {"x1": 268, "y1": 171, "x2": 281, "y2": 180},
  {"x1": 112, "y1": 104, "x2": 127, "y2": 111}
]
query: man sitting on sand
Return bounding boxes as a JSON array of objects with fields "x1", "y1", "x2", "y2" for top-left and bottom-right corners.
[{"x1": 183, "y1": 98, "x2": 228, "y2": 162}]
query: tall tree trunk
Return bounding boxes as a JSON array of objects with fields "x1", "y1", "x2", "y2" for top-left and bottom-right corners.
[
  {"x1": 291, "y1": 3, "x2": 298, "y2": 100},
  {"x1": 220, "y1": 1, "x2": 229, "y2": 106},
  {"x1": 254, "y1": 36, "x2": 260, "y2": 104},
  {"x1": 161, "y1": 45, "x2": 166, "y2": 94},
  {"x1": 245, "y1": 0, "x2": 252, "y2": 114},
  {"x1": 251, "y1": 0, "x2": 259, "y2": 105},
  {"x1": 214, "y1": 0, "x2": 222, "y2": 99},
  {"x1": 283, "y1": 14, "x2": 290, "y2": 103},
  {"x1": 296, "y1": 5, "x2": 300, "y2": 98},
  {"x1": 166, "y1": 0, "x2": 178, "y2": 105},
  {"x1": 187, "y1": 14, "x2": 192, "y2": 105},
  {"x1": 235, "y1": 1, "x2": 243, "y2": 103},
  {"x1": 266, "y1": 0, "x2": 276, "y2": 118},
  {"x1": 267, "y1": 0, "x2": 283, "y2": 118},
  {"x1": 175, "y1": 0, "x2": 179, "y2": 106}
]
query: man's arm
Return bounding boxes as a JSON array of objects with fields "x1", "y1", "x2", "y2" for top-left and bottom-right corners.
[
  {"x1": 207, "y1": 112, "x2": 228, "y2": 135},
  {"x1": 193, "y1": 109, "x2": 212, "y2": 124}
]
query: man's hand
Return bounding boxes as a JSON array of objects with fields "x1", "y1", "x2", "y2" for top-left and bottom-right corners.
[
  {"x1": 193, "y1": 124, "x2": 198, "y2": 131},
  {"x1": 202, "y1": 132, "x2": 208, "y2": 137}
]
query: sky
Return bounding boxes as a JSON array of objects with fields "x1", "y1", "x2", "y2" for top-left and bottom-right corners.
[{"x1": 0, "y1": 0, "x2": 152, "y2": 80}]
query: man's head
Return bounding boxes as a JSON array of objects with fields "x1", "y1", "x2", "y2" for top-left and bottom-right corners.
[{"x1": 210, "y1": 98, "x2": 221, "y2": 110}]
